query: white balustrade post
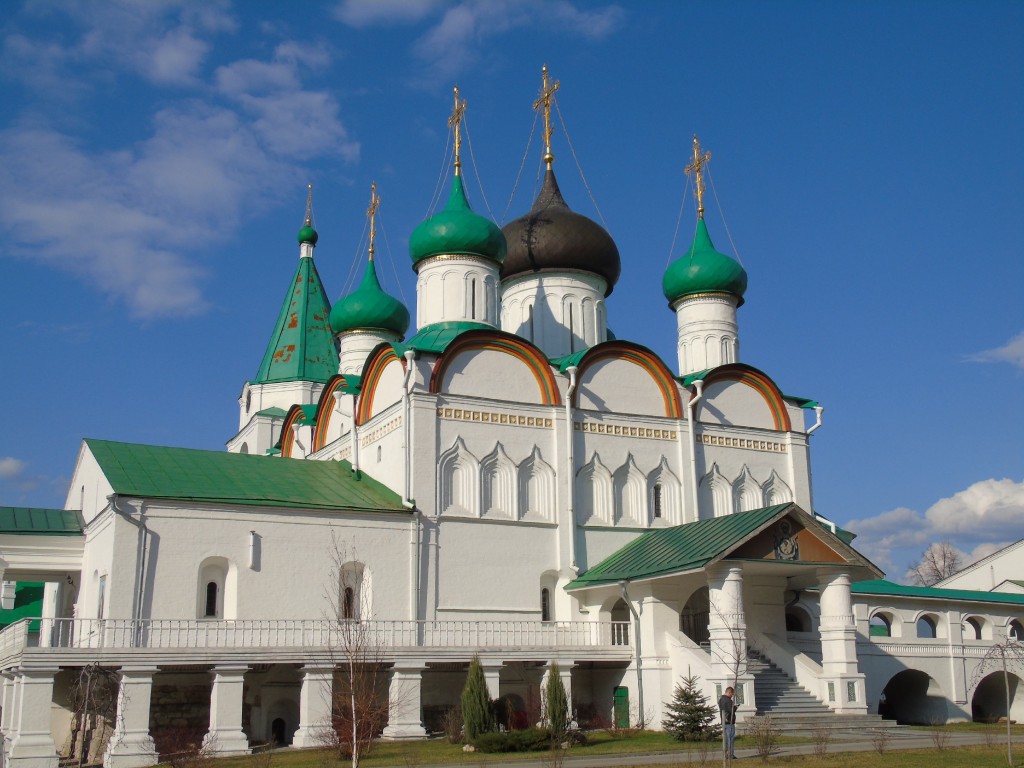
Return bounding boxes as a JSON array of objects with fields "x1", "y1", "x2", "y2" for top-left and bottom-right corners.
[
  {"x1": 203, "y1": 665, "x2": 250, "y2": 755},
  {"x1": 817, "y1": 570, "x2": 866, "y2": 714},
  {"x1": 105, "y1": 666, "x2": 158, "y2": 768},
  {"x1": 8, "y1": 667, "x2": 59, "y2": 768},
  {"x1": 381, "y1": 663, "x2": 427, "y2": 739},
  {"x1": 292, "y1": 665, "x2": 334, "y2": 748}
]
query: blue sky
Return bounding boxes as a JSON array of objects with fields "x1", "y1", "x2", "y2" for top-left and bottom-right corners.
[{"x1": 1, "y1": 0, "x2": 1021, "y2": 581}]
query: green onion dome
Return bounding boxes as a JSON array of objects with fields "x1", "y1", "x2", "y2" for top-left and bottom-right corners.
[
  {"x1": 330, "y1": 259, "x2": 410, "y2": 337},
  {"x1": 501, "y1": 168, "x2": 620, "y2": 295},
  {"x1": 662, "y1": 219, "x2": 747, "y2": 306},
  {"x1": 409, "y1": 175, "x2": 506, "y2": 266},
  {"x1": 297, "y1": 224, "x2": 319, "y2": 246}
]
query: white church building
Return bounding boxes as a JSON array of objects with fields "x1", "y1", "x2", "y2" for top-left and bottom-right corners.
[{"x1": 2, "y1": 79, "x2": 1022, "y2": 768}]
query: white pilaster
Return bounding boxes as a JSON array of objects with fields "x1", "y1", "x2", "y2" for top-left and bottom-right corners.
[
  {"x1": 817, "y1": 570, "x2": 867, "y2": 714},
  {"x1": 292, "y1": 665, "x2": 334, "y2": 748},
  {"x1": 7, "y1": 667, "x2": 59, "y2": 768},
  {"x1": 381, "y1": 663, "x2": 427, "y2": 739},
  {"x1": 203, "y1": 666, "x2": 250, "y2": 755},
  {"x1": 105, "y1": 666, "x2": 158, "y2": 768}
]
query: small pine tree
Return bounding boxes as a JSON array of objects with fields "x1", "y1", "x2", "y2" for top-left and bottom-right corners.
[
  {"x1": 462, "y1": 655, "x2": 494, "y2": 742},
  {"x1": 545, "y1": 662, "x2": 569, "y2": 737},
  {"x1": 662, "y1": 674, "x2": 720, "y2": 742}
]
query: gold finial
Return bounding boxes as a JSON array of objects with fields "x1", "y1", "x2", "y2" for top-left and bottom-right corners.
[
  {"x1": 685, "y1": 135, "x2": 712, "y2": 219},
  {"x1": 304, "y1": 183, "x2": 314, "y2": 226},
  {"x1": 448, "y1": 85, "x2": 467, "y2": 176},
  {"x1": 366, "y1": 182, "x2": 380, "y2": 262},
  {"x1": 533, "y1": 64, "x2": 560, "y2": 169}
]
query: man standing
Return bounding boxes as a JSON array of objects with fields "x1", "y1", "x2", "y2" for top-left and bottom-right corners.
[{"x1": 719, "y1": 686, "x2": 737, "y2": 759}]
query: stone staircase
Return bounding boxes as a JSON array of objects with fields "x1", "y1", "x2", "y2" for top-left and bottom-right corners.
[{"x1": 747, "y1": 651, "x2": 898, "y2": 735}]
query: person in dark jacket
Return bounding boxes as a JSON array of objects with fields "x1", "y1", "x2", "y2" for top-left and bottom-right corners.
[{"x1": 718, "y1": 686, "x2": 737, "y2": 758}]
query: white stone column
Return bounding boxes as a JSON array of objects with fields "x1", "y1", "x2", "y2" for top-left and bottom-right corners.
[
  {"x1": 817, "y1": 570, "x2": 867, "y2": 714},
  {"x1": 480, "y1": 661, "x2": 502, "y2": 701},
  {"x1": 382, "y1": 663, "x2": 426, "y2": 739},
  {"x1": 7, "y1": 667, "x2": 59, "y2": 768},
  {"x1": 105, "y1": 666, "x2": 158, "y2": 768},
  {"x1": 203, "y1": 666, "x2": 249, "y2": 755},
  {"x1": 292, "y1": 665, "x2": 334, "y2": 748},
  {"x1": 706, "y1": 564, "x2": 754, "y2": 715}
]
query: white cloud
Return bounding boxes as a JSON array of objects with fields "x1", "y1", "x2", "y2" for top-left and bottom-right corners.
[
  {"x1": 0, "y1": 458, "x2": 27, "y2": 481},
  {"x1": 967, "y1": 331, "x2": 1024, "y2": 370},
  {"x1": 846, "y1": 478, "x2": 1024, "y2": 580},
  {"x1": 334, "y1": 0, "x2": 444, "y2": 27}
]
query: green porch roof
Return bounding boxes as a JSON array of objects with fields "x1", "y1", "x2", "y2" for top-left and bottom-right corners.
[
  {"x1": 85, "y1": 439, "x2": 406, "y2": 514},
  {"x1": 0, "y1": 507, "x2": 84, "y2": 536},
  {"x1": 253, "y1": 255, "x2": 339, "y2": 385},
  {"x1": 848, "y1": 579, "x2": 1024, "y2": 606},
  {"x1": 0, "y1": 582, "x2": 43, "y2": 631},
  {"x1": 567, "y1": 504, "x2": 795, "y2": 589},
  {"x1": 395, "y1": 321, "x2": 493, "y2": 355}
]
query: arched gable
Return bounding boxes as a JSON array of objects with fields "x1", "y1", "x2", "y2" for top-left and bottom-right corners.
[
  {"x1": 356, "y1": 344, "x2": 406, "y2": 426},
  {"x1": 572, "y1": 342, "x2": 683, "y2": 418},
  {"x1": 430, "y1": 330, "x2": 561, "y2": 406},
  {"x1": 693, "y1": 364, "x2": 791, "y2": 432},
  {"x1": 280, "y1": 404, "x2": 315, "y2": 459},
  {"x1": 312, "y1": 374, "x2": 360, "y2": 451}
]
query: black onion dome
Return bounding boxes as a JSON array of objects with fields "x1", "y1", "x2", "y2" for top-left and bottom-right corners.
[{"x1": 500, "y1": 169, "x2": 621, "y2": 295}]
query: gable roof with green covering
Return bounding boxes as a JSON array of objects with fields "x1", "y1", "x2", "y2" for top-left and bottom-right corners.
[
  {"x1": 847, "y1": 579, "x2": 1024, "y2": 607},
  {"x1": 0, "y1": 507, "x2": 84, "y2": 536},
  {"x1": 568, "y1": 504, "x2": 877, "y2": 590},
  {"x1": 85, "y1": 439, "x2": 406, "y2": 514},
  {"x1": 253, "y1": 253, "x2": 339, "y2": 385}
]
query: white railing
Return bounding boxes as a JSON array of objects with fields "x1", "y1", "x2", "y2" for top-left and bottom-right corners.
[
  {"x1": 0, "y1": 618, "x2": 631, "y2": 656},
  {"x1": 869, "y1": 640, "x2": 992, "y2": 657}
]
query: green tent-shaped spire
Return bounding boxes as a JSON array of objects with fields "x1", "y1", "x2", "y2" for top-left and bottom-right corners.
[
  {"x1": 253, "y1": 223, "x2": 339, "y2": 385},
  {"x1": 330, "y1": 259, "x2": 410, "y2": 337}
]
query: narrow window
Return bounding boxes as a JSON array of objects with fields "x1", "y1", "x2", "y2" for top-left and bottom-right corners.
[
  {"x1": 652, "y1": 484, "x2": 663, "y2": 519},
  {"x1": 528, "y1": 304, "x2": 535, "y2": 342},
  {"x1": 343, "y1": 587, "x2": 355, "y2": 620},
  {"x1": 205, "y1": 582, "x2": 218, "y2": 617},
  {"x1": 568, "y1": 306, "x2": 575, "y2": 353},
  {"x1": 377, "y1": 445, "x2": 382, "y2": 463},
  {"x1": 541, "y1": 588, "x2": 551, "y2": 622},
  {"x1": 471, "y1": 278, "x2": 477, "y2": 318},
  {"x1": 97, "y1": 575, "x2": 107, "y2": 620}
]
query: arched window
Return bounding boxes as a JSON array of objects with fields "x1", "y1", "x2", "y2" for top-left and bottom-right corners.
[
  {"x1": 205, "y1": 582, "x2": 219, "y2": 618},
  {"x1": 652, "y1": 484, "x2": 663, "y2": 519},
  {"x1": 528, "y1": 304, "x2": 535, "y2": 342},
  {"x1": 541, "y1": 588, "x2": 551, "y2": 622},
  {"x1": 916, "y1": 615, "x2": 937, "y2": 639},
  {"x1": 869, "y1": 613, "x2": 892, "y2": 638},
  {"x1": 964, "y1": 617, "x2": 983, "y2": 640},
  {"x1": 240, "y1": 442, "x2": 249, "y2": 454},
  {"x1": 343, "y1": 587, "x2": 355, "y2": 620},
  {"x1": 1009, "y1": 619, "x2": 1023, "y2": 642},
  {"x1": 377, "y1": 445, "x2": 382, "y2": 463}
]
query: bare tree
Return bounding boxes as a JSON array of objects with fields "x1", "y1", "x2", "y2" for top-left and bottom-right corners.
[
  {"x1": 970, "y1": 639, "x2": 1024, "y2": 767},
  {"x1": 320, "y1": 534, "x2": 393, "y2": 768},
  {"x1": 907, "y1": 542, "x2": 963, "y2": 586},
  {"x1": 62, "y1": 663, "x2": 121, "y2": 767}
]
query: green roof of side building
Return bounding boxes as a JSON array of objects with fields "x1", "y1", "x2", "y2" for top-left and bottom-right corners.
[
  {"x1": 85, "y1": 439, "x2": 406, "y2": 513},
  {"x1": 253, "y1": 251, "x2": 339, "y2": 385},
  {"x1": 0, "y1": 507, "x2": 84, "y2": 535},
  {"x1": 847, "y1": 579, "x2": 1024, "y2": 606}
]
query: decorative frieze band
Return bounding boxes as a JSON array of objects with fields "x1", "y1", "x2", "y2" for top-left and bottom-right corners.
[
  {"x1": 700, "y1": 434, "x2": 787, "y2": 453},
  {"x1": 360, "y1": 417, "x2": 402, "y2": 447},
  {"x1": 574, "y1": 422, "x2": 677, "y2": 441},
  {"x1": 437, "y1": 408, "x2": 553, "y2": 429}
]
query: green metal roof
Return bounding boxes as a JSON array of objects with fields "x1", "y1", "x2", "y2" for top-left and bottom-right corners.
[
  {"x1": 298, "y1": 403, "x2": 318, "y2": 425},
  {"x1": 85, "y1": 439, "x2": 406, "y2": 514},
  {"x1": 253, "y1": 254, "x2": 339, "y2": 385},
  {"x1": 662, "y1": 219, "x2": 747, "y2": 306},
  {"x1": 550, "y1": 349, "x2": 587, "y2": 372},
  {"x1": 330, "y1": 259, "x2": 410, "y2": 337},
  {"x1": 848, "y1": 579, "x2": 1024, "y2": 607},
  {"x1": 0, "y1": 582, "x2": 43, "y2": 632},
  {"x1": 680, "y1": 368, "x2": 714, "y2": 387},
  {"x1": 409, "y1": 175, "x2": 506, "y2": 266},
  {"x1": 254, "y1": 407, "x2": 288, "y2": 418},
  {"x1": 395, "y1": 321, "x2": 493, "y2": 355},
  {"x1": 567, "y1": 504, "x2": 794, "y2": 589},
  {"x1": 783, "y1": 395, "x2": 820, "y2": 409},
  {"x1": 0, "y1": 507, "x2": 84, "y2": 536}
]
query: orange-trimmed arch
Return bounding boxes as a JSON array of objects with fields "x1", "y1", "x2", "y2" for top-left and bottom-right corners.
[
  {"x1": 695, "y1": 363, "x2": 792, "y2": 432},
  {"x1": 572, "y1": 341, "x2": 684, "y2": 418},
  {"x1": 429, "y1": 330, "x2": 562, "y2": 406},
  {"x1": 279, "y1": 404, "x2": 309, "y2": 459},
  {"x1": 356, "y1": 343, "x2": 405, "y2": 426},
  {"x1": 312, "y1": 374, "x2": 361, "y2": 451}
]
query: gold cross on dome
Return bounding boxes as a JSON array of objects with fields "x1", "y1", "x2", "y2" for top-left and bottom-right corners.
[
  {"x1": 366, "y1": 182, "x2": 380, "y2": 261},
  {"x1": 533, "y1": 64, "x2": 560, "y2": 168},
  {"x1": 685, "y1": 135, "x2": 712, "y2": 218},
  {"x1": 448, "y1": 86, "x2": 467, "y2": 175},
  {"x1": 304, "y1": 183, "x2": 314, "y2": 226}
]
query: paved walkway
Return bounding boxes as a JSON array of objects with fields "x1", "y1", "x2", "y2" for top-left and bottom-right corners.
[{"x1": 409, "y1": 730, "x2": 1024, "y2": 768}]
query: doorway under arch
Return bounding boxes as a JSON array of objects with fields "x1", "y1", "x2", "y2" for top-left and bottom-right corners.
[
  {"x1": 972, "y1": 671, "x2": 1024, "y2": 723},
  {"x1": 679, "y1": 587, "x2": 710, "y2": 645},
  {"x1": 878, "y1": 670, "x2": 947, "y2": 724}
]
